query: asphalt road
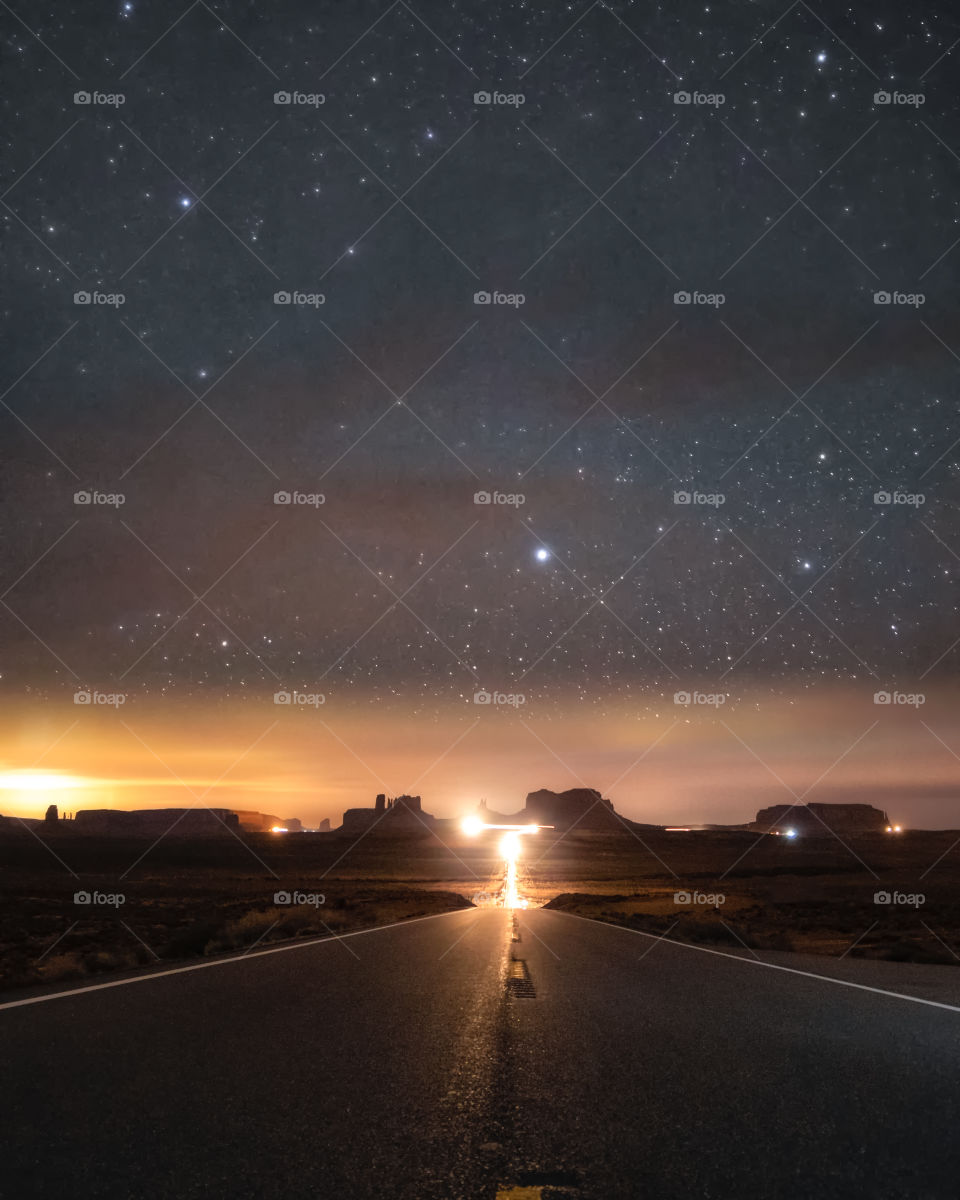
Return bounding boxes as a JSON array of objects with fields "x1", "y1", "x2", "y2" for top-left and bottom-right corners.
[{"x1": 3, "y1": 907, "x2": 960, "y2": 1199}]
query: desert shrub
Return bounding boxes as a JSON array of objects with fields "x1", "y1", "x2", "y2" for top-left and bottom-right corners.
[
  {"x1": 81, "y1": 950, "x2": 137, "y2": 974},
  {"x1": 276, "y1": 909, "x2": 317, "y2": 935},
  {"x1": 689, "y1": 921, "x2": 756, "y2": 947},
  {"x1": 38, "y1": 952, "x2": 85, "y2": 982},
  {"x1": 204, "y1": 908, "x2": 287, "y2": 954},
  {"x1": 161, "y1": 922, "x2": 221, "y2": 959}
]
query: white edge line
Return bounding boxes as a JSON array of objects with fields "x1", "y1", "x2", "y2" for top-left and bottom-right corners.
[
  {"x1": 0, "y1": 908, "x2": 468, "y2": 1011},
  {"x1": 547, "y1": 910, "x2": 960, "y2": 1015}
]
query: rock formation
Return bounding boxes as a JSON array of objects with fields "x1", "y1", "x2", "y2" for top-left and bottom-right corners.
[
  {"x1": 523, "y1": 788, "x2": 620, "y2": 831},
  {"x1": 750, "y1": 802, "x2": 889, "y2": 834}
]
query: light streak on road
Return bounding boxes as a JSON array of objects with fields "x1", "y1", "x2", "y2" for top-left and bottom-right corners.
[
  {"x1": 461, "y1": 817, "x2": 552, "y2": 909},
  {"x1": 500, "y1": 832, "x2": 526, "y2": 909}
]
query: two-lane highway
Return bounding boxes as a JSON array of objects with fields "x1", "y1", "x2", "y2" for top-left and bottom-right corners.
[{"x1": 3, "y1": 908, "x2": 959, "y2": 1199}]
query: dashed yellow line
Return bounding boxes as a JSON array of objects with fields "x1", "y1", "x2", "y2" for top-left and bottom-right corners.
[{"x1": 496, "y1": 1189, "x2": 542, "y2": 1199}]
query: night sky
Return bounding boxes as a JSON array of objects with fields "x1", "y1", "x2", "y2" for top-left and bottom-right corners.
[{"x1": 2, "y1": 1, "x2": 959, "y2": 823}]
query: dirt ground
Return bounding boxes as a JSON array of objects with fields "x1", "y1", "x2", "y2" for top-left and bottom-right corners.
[{"x1": 1, "y1": 824, "x2": 958, "y2": 992}]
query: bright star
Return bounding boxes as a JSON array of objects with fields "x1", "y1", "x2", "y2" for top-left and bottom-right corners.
[{"x1": 535, "y1": 548, "x2": 550, "y2": 562}]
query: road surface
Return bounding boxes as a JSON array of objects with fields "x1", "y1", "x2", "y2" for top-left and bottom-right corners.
[{"x1": 3, "y1": 908, "x2": 960, "y2": 1199}]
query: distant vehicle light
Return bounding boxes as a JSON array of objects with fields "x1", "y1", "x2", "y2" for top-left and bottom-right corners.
[
  {"x1": 461, "y1": 816, "x2": 486, "y2": 836},
  {"x1": 500, "y1": 832, "x2": 521, "y2": 859},
  {"x1": 894, "y1": 824, "x2": 902, "y2": 833},
  {"x1": 270, "y1": 826, "x2": 288, "y2": 833},
  {"x1": 784, "y1": 828, "x2": 797, "y2": 838}
]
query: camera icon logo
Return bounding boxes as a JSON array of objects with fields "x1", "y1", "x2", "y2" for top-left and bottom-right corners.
[
  {"x1": 874, "y1": 890, "x2": 891, "y2": 904},
  {"x1": 274, "y1": 891, "x2": 292, "y2": 904},
  {"x1": 673, "y1": 291, "x2": 691, "y2": 304},
  {"x1": 73, "y1": 890, "x2": 92, "y2": 904},
  {"x1": 74, "y1": 91, "x2": 91, "y2": 104},
  {"x1": 473, "y1": 690, "x2": 492, "y2": 704},
  {"x1": 74, "y1": 291, "x2": 91, "y2": 305},
  {"x1": 873, "y1": 291, "x2": 891, "y2": 305},
  {"x1": 474, "y1": 291, "x2": 491, "y2": 305},
  {"x1": 673, "y1": 91, "x2": 691, "y2": 105},
  {"x1": 73, "y1": 490, "x2": 92, "y2": 505},
  {"x1": 274, "y1": 91, "x2": 292, "y2": 105},
  {"x1": 873, "y1": 491, "x2": 891, "y2": 505},
  {"x1": 74, "y1": 690, "x2": 92, "y2": 704},
  {"x1": 673, "y1": 691, "x2": 692, "y2": 706},
  {"x1": 673, "y1": 490, "x2": 691, "y2": 504},
  {"x1": 274, "y1": 691, "x2": 292, "y2": 705},
  {"x1": 273, "y1": 491, "x2": 291, "y2": 505},
  {"x1": 474, "y1": 490, "x2": 491, "y2": 504},
  {"x1": 474, "y1": 91, "x2": 491, "y2": 105},
  {"x1": 874, "y1": 691, "x2": 891, "y2": 705},
  {"x1": 273, "y1": 291, "x2": 291, "y2": 304},
  {"x1": 874, "y1": 91, "x2": 891, "y2": 105},
  {"x1": 674, "y1": 890, "x2": 692, "y2": 904}
]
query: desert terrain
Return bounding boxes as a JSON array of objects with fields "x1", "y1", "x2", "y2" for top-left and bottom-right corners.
[{"x1": 2, "y1": 823, "x2": 959, "y2": 995}]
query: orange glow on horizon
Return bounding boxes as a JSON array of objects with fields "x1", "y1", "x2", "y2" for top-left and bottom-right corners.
[
  {"x1": 0, "y1": 770, "x2": 88, "y2": 792},
  {"x1": 0, "y1": 686, "x2": 957, "y2": 828}
]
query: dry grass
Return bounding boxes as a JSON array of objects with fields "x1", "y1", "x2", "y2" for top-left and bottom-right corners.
[
  {"x1": 1, "y1": 885, "x2": 471, "y2": 994},
  {"x1": 4, "y1": 825, "x2": 960, "y2": 990}
]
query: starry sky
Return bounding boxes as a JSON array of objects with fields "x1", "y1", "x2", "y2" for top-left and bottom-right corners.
[{"x1": 2, "y1": 0, "x2": 959, "y2": 825}]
